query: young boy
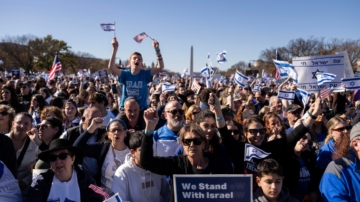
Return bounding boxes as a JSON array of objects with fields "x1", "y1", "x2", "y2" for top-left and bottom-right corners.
[
  {"x1": 111, "y1": 131, "x2": 171, "y2": 202},
  {"x1": 254, "y1": 159, "x2": 298, "y2": 202}
]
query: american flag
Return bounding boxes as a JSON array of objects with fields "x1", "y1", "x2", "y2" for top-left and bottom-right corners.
[
  {"x1": 88, "y1": 184, "x2": 109, "y2": 200},
  {"x1": 320, "y1": 88, "x2": 332, "y2": 99},
  {"x1": 133, "y1": 32, "x2": 148, "y2": 44},
  {"x1": 48, "y1": 54, "x2": 62, "y2": 82},
  {"x1": 274, "y1": 49, "x2": 281, "y2": 79}
]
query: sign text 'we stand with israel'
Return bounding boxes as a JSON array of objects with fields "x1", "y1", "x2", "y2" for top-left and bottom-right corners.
[{"x1": 173, "y1": 175, "x2": 252, "y2": 202}]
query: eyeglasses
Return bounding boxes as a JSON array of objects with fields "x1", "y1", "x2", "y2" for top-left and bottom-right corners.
[
  {"x1": 182, "y1": 138, "x2": 203, "y2": 146},
  {"x1": 192, "y1": 111, "x2": 200, "y2": 115},
  {"x1": 49, "y1": 153, "x2": 69, "y2": 162},
  {"x1": 332, "y1": 126, "x2": 352, "y2": 132},
  {"x1": 21, "y1": 86, "x2": 28, "y2": 89},
  {"x1": 0, "y1": 111, "x2": 9, "y2": 116},
  {"x1": 247, "y1": 128, "x2": 266, "y2": 136},
  {"x1": 166, "y1": 109, "x2": 184, "y2": 115},
  {"x1": 109, "y1": 128, "x2": 125, "y2": 133},
  {"x1": 36, "y1": 124, "x2": 51, "y2": 130},
  {"x1": 301, "y1": 135, "x2": 313, "y2": 146},
  {"x1": 230, "y1": 130, "x2": 240, "y2": 135}
]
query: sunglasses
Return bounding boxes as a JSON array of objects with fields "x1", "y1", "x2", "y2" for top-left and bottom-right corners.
[
  {"x1": 247, "y1": 128, "x2": 266, "y2": 136},
  {"x1": 0, "y1": 111, "x2": 9, "y2": 116},
  {"x1": 49, "y1": 153, "x2": 69, "y2": 162},
  {"x1": 166, "y1": 109, "x2": 184, "y2": 115},
  {"x1": 192, "y1": 111, "x2": 200, "y2": 115},
  {"x1": 301, "y1": 135, "x2": 313, "y2": 146},
  {"x1": 36, "y1": 124, "x2": 51, "y2": 130},
  {"x1": 230, "y1": 130, "x2": 240, "y2": 135},
  {"x1": 291, "y1": 110, "x2": 302, "y2": 115},
  {"x1": 332, "y1": 126, "x2": 352, "y2": 132},
  {"x1": 182, "y1": 138, "x2": 203, "y2": 146},
  {"x1": 21, "y1": 86, "x2": 28, "y2": 89}
]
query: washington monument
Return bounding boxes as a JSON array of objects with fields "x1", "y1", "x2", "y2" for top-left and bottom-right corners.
[{"x1": 190, "y1": 46, "x2": 193, "y2": 75}]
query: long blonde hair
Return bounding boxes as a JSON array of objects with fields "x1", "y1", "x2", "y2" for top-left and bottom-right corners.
[{"x1": 324, "y1": 116, "x2": 347, "y2": 144}]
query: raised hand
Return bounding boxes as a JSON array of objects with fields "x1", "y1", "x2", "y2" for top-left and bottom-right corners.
[
  {"x1": 144, "y1": 108, "x2": 159, "y2": 131},
  {"x1": 152, "y1": 39, "x2": 160, "y2": 49},
  {"x1": 87, "y1": 117, "x2": 104, "y2": 133},
  {"x1": 112, "y1": 37, "x2": 119, "y2": 50},
  {"x1": 26, "y1": 128, "x2": 42, "y2": 146}
]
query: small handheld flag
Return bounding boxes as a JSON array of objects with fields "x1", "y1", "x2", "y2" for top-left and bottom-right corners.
[
  {"x1": 48, "y1": 54, "x2": 62, "y2": 82},
  {"x1": 133, "y1": 32, "x2": 151, "y2": 44},
  {"x1": 316, "y1": 72, "x2": 336, "y2": 85},
  {"x1": 100, "y1": 23, "x2": 115, "y2": 31},
  {"x1": 234, "y1": 70, "x2": 249, "y2": 87},
  {"x1": 244, "y1": 143, "x2": 271, "y2": 162},
  {"x1": 103, "y1": 192, "x2": 122, "y2": 202},
  {"x1": 273, "y1": 59, "x2": 298, "y2": 83},
  {"x1": 341, "y1": 77, "x2": 360, "y2": 90},
  {"x1": 216, "y1": 51, "x2": 227, "y2": 64},
  {"x1": 278, "y1": 90, "x2": 295, "y2": 101},
  {"x1": 162, "y1": 82, "x2": 176, "y2": 93}
]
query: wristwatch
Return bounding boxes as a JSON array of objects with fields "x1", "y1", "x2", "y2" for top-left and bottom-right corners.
[{"x1": 308, "y1": 112, "x2": 317, "y2": 119}]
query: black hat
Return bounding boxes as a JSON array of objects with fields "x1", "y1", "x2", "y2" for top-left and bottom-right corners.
[
  {"x1": 37, "y1": 139, "x2": 84, "y2": 163},
  {"x1": 286, "y1": 104, "x2": 302, "y2": 113}
]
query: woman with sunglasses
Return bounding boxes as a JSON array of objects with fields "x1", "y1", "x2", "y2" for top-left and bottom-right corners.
[
  {"x1": 184, "y1": 104, "x2": 200, "y2": 124},
  {"x1": 73, "y1": 118, "x2": 129, "y2": 195},
  {"x1": 29, "y1": 94, "x2": 47, "y2": 125},
  {"x1": 226, "y1": 120, "x2": 243, "y2": 142},
  {"x1": 27, "y1": 139, "x2": 104, "y2": 202},
  {"x1": 63, "y1": 100, "x2": 80, "y2": 129},
  {"x1": 0, "y1": 104, "x2": 15, "y2": 134},
  {"x1": 27, "y1": 117, "x2": 63, "y2": 171},
  {"x1": 316, "y1": 117, "x2": 351, "y2": 174},
  {"x1": 141, "y1": 108, "x2": 229, "y2": 201}
]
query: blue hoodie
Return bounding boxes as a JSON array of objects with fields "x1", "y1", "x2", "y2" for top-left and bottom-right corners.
[
  {"x1": 320, "y1": 150, "x2": 360, "y2": 202},
  {"x1": 316, "y1": 139, "x2": 335, "y2": 170}
]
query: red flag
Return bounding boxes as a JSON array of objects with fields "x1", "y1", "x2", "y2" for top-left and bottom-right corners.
[
  {"x1": 273, "y1": 67, "x2": 280, "y2": 79},
  {"x1": 88, "y1": 184, "x2": 109, "y2": 200},
  {"x1": 48, "y1": 54, "x2": 62, "y2": 82}
]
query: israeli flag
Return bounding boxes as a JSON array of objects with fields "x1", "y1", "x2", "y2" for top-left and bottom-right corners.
[
  {"x1": 298, "y1": 88, "x2": 311, "y2": 107},
  {"x1": 253, "y1": 84, "x2": 260, "y2": 92},
  {"x1": 262, "y1": 69, "x2": 267, "y2": 78},
  {"x1": 278, "y1": 90, "x2": 295, "y2": 101},
  {"x1": 162, "y1": 82, "x2": 176, "y2": 93},
  {"x1": 234, "y1": 70, "x2": 249, "y2": 87},
  {"x1": 207, "y1": 54, "x2": 215, "y2": 77},
  {"x1": 316, "y1": 72, "x2": 336, "y2": 85},
  {"x1": 244, "y1": 143, "x2": 271, "y2": 162},
  {"x1": 181, "y1": 68, "x2": 188, "y2": 78},
  {"x1": 341, "y1": 77, "x2": 360, "y2": 90},
  {"x1": 273, "y1": 60, "x2": 298, "y2": 83},
  {"x1": 216, "y1": 51, "x2": 227, "y2": 64},
  {"x1": 201, "y1": 66, "x2": 211, "y2": 79},
  {"x1": 104, "y1": 192, "x2": 122, "y2": 202},
  {"x1": 100, "y1": 23, "x2": 115, "y2": 31},
  {"x1": 219, "y1": 76, "x2": 225, "y2": 84}
]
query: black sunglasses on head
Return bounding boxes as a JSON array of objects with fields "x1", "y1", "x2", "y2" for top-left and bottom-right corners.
[
  {"x1": 182, "y1": 138, "x2": 203, "y2": 146},
  {"x1": 48, "y1": 153, "x2": 70, "y2": 162},
  {"x1": 166, "y1": 109, "x2": 184, "y2": 115},
  {"x1": 332, "y1": 126, "x2": 351, "y2": 132},
  {"x1": 247, "y1": 128, "x2": 266, "y2": 136}
]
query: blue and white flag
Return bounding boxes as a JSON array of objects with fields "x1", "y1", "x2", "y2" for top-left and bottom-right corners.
[
  {"x1": 207, "y1": 54, "x2": 215, "y2": 77},
  {"x1": 100, "y1": 23, "x2": 115, "y2": 31},
  {"x1": 316, "y1": 72, "x2": 336, "y2": 85},
  {"x1": 162, "y1": 82, "x2": 176, "y2": 93},
  {"x1": 341, "y1": 77, "x2": 360, "y2": 90},
  {"x1": 273, "y1": 60, "x2": 298, "y2": 83},
  {"x1": 278, "y1": 90, "x2": 295, "y2": 101},
  {"x1": 201, "y1": 66, "x2": 211, "y2": 79},
  {"x1": 104, "y1": 192, "x2": 122, "y2": 202},
  {"x1": 219, "y1": 76, "x2": 225, "y2": 84},
  {"x1": 244, "y1": 143, "x2": 271, "y2": 162},
  {"x1": 253, "y1": 84, "x2": 260, "y2": 92},
  {"x1": 298, "y1": 88, "x2": 311, "y2": 107},
  {"x1": 234, "y1": 70, "x2": 249, "y2": 87},
  {"x1": 181, "y1": 68, "x2": 188, "y2": 78},
  {"x1": 262, "y1": 69, "x2": 267, "y2": 78},
  {"x1": 216, "y1": 51, "x2": 227, "y2": 64}
]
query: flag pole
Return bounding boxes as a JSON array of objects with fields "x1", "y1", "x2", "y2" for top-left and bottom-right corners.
[{"x1": 114, "y1": 22, "x2": 116, "y2": 37}]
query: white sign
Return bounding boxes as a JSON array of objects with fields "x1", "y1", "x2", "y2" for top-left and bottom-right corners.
[{"x1": 293, "y1": 53, "x2": 346, "y2": 92}]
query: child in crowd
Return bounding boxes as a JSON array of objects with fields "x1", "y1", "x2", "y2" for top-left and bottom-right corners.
[
  {"x1": 111, "y1": 131, "x2": 171, "y2": 202},
  {"x1": 254, "y1": 159, "x2": 298, "y2": 202}
]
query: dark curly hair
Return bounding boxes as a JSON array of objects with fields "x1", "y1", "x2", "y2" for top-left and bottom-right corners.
[{"x1": 198, "y1": 88, "x2": 215, "y2": 102}]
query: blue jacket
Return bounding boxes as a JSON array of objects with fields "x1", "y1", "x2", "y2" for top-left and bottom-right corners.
[
  {"x1": 320, "y1": 150, "x2": 360, "y2": 202},
  {"x1": 153, "y1": 124, "x2": 180, "y2": 157},
  {"x1": 316, "y1": 139, "x2": 335, "y2": 170}
]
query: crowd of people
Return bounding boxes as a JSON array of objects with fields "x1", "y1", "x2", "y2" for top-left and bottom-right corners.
[{"x1": 0, "y1": 37, "x2": 359, "y2": 202}]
